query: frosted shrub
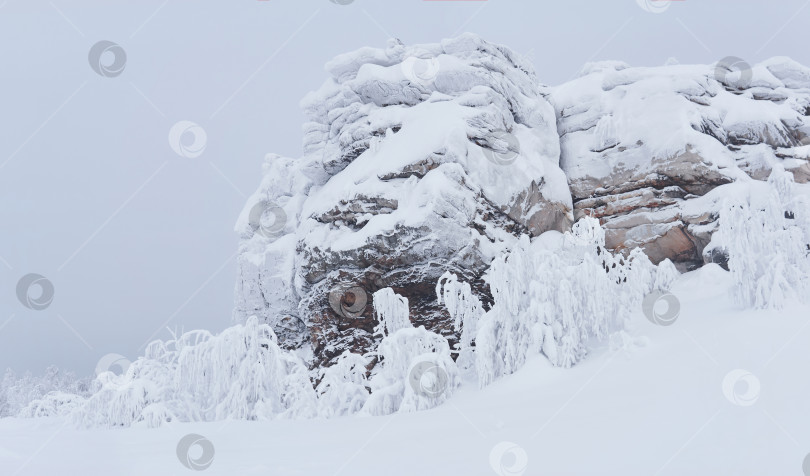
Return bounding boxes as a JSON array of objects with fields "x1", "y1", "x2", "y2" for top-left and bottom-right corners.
[
  {"x1": 654, "y1": 259, "x2": 680, "y2": 291},
  {"x1": 362, "y1": 327, "x2": 459, "y2": 415},
  {"x1": 373, "y1": 287, "x2": 412, "y2": 337},
  {"x1": 626, "y1": 247, "x2": 657, "y2": 293},
  {"x1": 75, "y1": 316, "x2": 317, "y2": 428},
  {"x1": 467, "y1": 217, "x2": 654, "y2": 387},
  {"x1": 1, "y1": 367, "x2": 94, "y2": 418},
  {"x1": 17, "y1": 222, "x2": 675, "y2": 425},
  {"x1": 19, "y1": 392, "x2": 87, "y2": 418},
  {"x1": 568, "y1": 214, "x2": 606, "y2": 247},
  {"x1": 718, "y1": 166, "x2": 810, "y2": 309},
  {"x1": 362, "y1": 288, "x2": 459, "y2": 415},
  {"x1": 436, "y1": 272, "x2": 485, "y2": 371},
  {"x1": 61, "y1": 289, "x2": 457, "y2": 425},
  {"x1": 316, "y1": 352, "x2": 370, "y2": 418}
]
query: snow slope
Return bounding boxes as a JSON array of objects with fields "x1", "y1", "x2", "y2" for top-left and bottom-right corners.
[{"x1": 3, "y1": 265, "x2": 809, "y2": 476}]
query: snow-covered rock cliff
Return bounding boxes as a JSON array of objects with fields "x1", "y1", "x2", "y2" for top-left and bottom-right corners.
[
  {"x1": 235, "y1": 34, "x2": 572, "y2": 367},
  {"x1": 235, "y1": 34, "x2": 810, "y2": 369},
  {"x1": 552, "y1": 57, "x2": 810, "y2": 270}
]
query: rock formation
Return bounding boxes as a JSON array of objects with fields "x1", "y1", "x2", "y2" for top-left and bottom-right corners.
[
  {"x1": 234, "y1": 35, "x2": 810, "y2": 368},
  {"x1": 552, "y1": 57, "x2": 810, "y2": 270},
  {"x1": 235, "y1": 34, "x2": 571, "y2": 367}
]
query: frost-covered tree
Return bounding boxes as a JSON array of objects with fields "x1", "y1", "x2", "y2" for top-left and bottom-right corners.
[
  {"x1": 316, "y1": 352, "x2": 369, "y2": 418},
  {"x1": 717, "y1": 166, "x2": 810, "y2": 309},
  {"x1": 654, "y1": 259, "x2": 680, "y2": 291},
  {"x1": 362, "y1": 288, "x2": 459, "y2": 415},
  {"x1": 19, "y1": 392, "x2": 88, "y2": 419},
  {"x1": 1, "y1": 366, "x2": 93, "y2": 418},
  {"x1": 362, "y1": 327, "x2": 459, "y2": 415},
  {"x1": 13, "y1": 219, "x2": 688, "y2": 425},
  {"x1": 373, "y1": 287, "x2": 412, "y2": 337},
  {"x1": 74, "y1": 316, "x2": 317, "y2": 428},
  {"x1": 436, "y1": 272, "x2": 485, "y2": 371},
  {"x1": 473, "y1": 217, "x2": 654, "y2": 387}
]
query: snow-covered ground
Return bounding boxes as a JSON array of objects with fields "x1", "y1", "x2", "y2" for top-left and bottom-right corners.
[{"x1": 3, "y1": 264, "x2": 807, "y2": 476}]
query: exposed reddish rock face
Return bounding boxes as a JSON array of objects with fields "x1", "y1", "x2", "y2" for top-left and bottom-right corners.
[{"x1": 551, "y1": 57, "x2": 810, "y2": 271}]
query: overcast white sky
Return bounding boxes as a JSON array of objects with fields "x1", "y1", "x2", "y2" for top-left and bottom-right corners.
[{"x1": 1, "y1": 0, "x2": 807, "y2": 376}]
